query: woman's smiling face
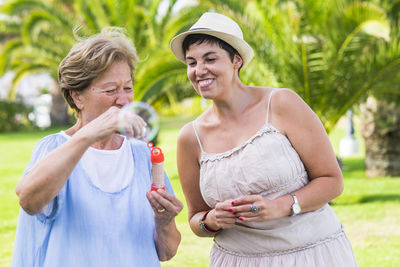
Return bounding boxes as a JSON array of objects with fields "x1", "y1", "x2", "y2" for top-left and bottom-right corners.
[{"x1": 185, "y1": 42, "x2": 239, "y2": 99}]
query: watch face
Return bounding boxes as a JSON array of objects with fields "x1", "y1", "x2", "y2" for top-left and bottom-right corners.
[{"x1": 292, "y1": 204, "x2": 301, "y2": 214}]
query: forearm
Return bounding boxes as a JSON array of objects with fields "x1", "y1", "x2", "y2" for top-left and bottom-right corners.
[
  {"x1": 154, "y1": 220, "x2": 181, "y2": 261},
  {"x1": 189, "y1": 209, "x2": 221, "y2": 237},
  {"x1": 277, "y1": 175, "x2": 344, "y2": 216},
  {"x1": 16, "y1": 132, "x2": 93, "y2": 215}
]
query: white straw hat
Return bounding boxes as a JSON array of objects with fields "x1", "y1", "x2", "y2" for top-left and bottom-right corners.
[{"x1": 170, "y1": 12, "x2": 254, "y2": 66}]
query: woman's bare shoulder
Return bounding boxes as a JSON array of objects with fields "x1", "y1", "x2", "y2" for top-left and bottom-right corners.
[
  {"x1": 178, "y1": 121, "x2": 196, "y2": 142},
  {"x1": 271, "y1": 88, "x2": 307, "y2": 111},
  {"x1": 269, "y1": 88, "x2": 316, "y2": 133},
  {"x1": 177, "y1": 115, "x2": 206, "y2": 146}
]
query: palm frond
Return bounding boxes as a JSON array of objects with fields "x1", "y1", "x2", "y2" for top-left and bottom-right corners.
[
  {"x1": 0, "y1": 39, "x2": 23, "y2": 76},
  {"x1": 134, "y1": 51, "x2": 186, "y2": 101},
  {"x1": 8, "y1": 63, "x2": 53, "y2": 99}
]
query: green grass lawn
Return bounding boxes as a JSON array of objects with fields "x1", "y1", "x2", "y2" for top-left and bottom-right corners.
[{"x1": 1, "y1": 116, "x2": 399, "y2": 267}]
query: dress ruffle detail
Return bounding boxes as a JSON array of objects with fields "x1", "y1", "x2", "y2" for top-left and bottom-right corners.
[{"x1": 200, "y1": 124, "x2": 279, "y2": 163}]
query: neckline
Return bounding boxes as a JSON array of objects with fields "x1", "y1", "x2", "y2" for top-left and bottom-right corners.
[
  {"x1": 59, "y1": 131, "x2": 127, "y2": 153},
  {"x1": 201, "y1": 123, "x2": 281, "y2": 158},
  {"x1": 56, "y1": 132, "x2": 136, "y2": 194},
  {"x1": 80, "y1": 140, "x2": 137, "y2": 195}
]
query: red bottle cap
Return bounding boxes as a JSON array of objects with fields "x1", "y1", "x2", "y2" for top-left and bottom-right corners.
[
  {"x1": 151, "y1": 184, "x2": 166, "y2": 191},
  {"x1": 150, "y1": 147, "x2": 164, "y2": 163}
]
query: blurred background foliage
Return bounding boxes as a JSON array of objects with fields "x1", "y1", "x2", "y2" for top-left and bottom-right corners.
[
  {"x1": 0, "y1": 99, "x2": 35, "y2": 131},
  {"x1": 0, "y1": 0, "x2": 399, "y2": 176}
]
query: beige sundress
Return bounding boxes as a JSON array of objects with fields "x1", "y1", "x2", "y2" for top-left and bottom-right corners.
[{"x1": 193, "y1": 89, "x2": 358, "y2": 266}]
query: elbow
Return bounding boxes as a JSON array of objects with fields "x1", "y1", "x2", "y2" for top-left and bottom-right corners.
[
  {"x1": 16, "y1": 184, "x2": 41, "y2": 215},
  {"x1": 158, "y1": 251, "x2": 177, "y2": 262},
  {"x1": 158, "y1": 246, "x2": 178, "y2": 262},
  {"x1": 158, "y1": 233, "x2": 181, "y2": 261},
  {"x1": 333, "y1": 173, "x2": 344, "y2": 198},
  {"x1": 337, "y1": 178, "x2": 344, "y2": 197},
  {"x1": 18, "y1": 195, "x2": 40, "y2": 216}
]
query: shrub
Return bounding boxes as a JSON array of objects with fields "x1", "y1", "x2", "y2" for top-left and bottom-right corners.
[{"x1": 0, "y1": 100, "x2": 35, "y2": 132}]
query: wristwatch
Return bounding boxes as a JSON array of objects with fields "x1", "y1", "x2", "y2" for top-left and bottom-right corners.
[{"x1": 290, "y1": 193, "x2": 301, "y2": 216}]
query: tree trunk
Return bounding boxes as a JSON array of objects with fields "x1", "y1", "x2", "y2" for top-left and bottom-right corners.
[
  {"x1": 361, "y1": 97, "x2": 400, "y2": 177},
  {"x1": 49, "y1": 79, "x2": 70, "y2": 126}
]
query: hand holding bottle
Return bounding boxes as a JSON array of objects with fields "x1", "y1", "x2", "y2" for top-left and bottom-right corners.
[{"x1": 150, "y1": 146, "x2": 165, "y2": 191}]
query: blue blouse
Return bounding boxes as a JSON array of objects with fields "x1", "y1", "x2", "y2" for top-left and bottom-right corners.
[{"x1": 12, "y1": 133, "x2": 173, "y2": 267}]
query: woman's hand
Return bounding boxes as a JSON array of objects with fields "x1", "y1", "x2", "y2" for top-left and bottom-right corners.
[
  {"x1": 78, "y1": 106, "x2": 146, "y2": 142},
  {"x1": 117, "y1": 107, "x2": 147, "y2": 139},
  {"x1": 229, "y1": 195, "x2": 286, "y2": 222},
  {"x1": 146, "y1": 189, "x2": 183, "y2": 261},
  {"x1": 212, "y1": 199, "x2": 238, "y2": 229},
  {"x1": 146, "y1": 189, "x2": 183, "y2": 224}
]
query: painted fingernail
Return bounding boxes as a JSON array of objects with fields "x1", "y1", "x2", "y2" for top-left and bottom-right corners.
[
  {"x1": 231, "y1": 201, "x2": 235, "y2": 205},
  {"x1": 228, "y1": 208, "x2": 233, "y2": 212},
  {"x1": 233, "y1": 212, "x2": 237, "y2": 215},
  {"x1": 238, "y1": 217, "x2": 243, "y2": 221}
]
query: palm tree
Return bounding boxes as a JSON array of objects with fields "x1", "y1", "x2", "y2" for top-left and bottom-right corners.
[
  {"x1": 195, "y1": 0, "x2": 400, "y2": 178},
  {"x1": 195, "y1": 0, "x2": 400, "y2": 134},
  {"x1": 134, "y1": 5, "x2": 217, "y2": 109},
  {"x1": 0, "y1": 0, "x2": 199, "y2": 125},
  {"x1": 360, "y1": 0, "x2": 400, "y2": 177},
  {"x1": 0, "y1": 0, "x2": 85, "y2": 125}
]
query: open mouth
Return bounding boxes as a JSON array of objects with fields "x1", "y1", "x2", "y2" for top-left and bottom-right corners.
[{"x1": 198, "y1": 79, "x2": 214, "y2": 88}]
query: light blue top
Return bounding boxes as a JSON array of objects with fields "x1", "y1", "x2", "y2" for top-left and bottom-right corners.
[{"x1": 12, "y1": 133, "x2": 173, "y2": 267}]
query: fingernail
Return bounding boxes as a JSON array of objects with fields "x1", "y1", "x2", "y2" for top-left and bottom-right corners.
[
  {"x1": 228, "y1": 208, "x2": 233, "y2": 212},
  {"x1": 233, "y1": 212, "x2": 237, "y2": 215},
  {"x1": 238, "y1": 217, "x2": 243, "y2": 221},
  {"x1": 231, "y1": 201, "x2": 235, "y2": 205}
]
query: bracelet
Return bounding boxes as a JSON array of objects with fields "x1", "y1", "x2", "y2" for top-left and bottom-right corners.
[{"x1": 199, "y1": 210, "x2": 222, "y2": 236}]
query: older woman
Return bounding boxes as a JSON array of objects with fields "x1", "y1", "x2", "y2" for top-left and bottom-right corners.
[
  {"x1": 12, "y1": 28, "x2": 182, "y2": 267},
  {"x1": 171, "y1": 12, "x2": 357, "y2": 266}
]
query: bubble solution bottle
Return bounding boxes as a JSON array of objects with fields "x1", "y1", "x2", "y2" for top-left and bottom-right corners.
[{"x1": 150, "y1": 146, "x2": 166, "y2": 191}]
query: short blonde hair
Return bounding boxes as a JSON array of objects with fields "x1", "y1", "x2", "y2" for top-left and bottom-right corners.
[{"x1": 58, "y1": 27, "x2": 139, "y2": 112}]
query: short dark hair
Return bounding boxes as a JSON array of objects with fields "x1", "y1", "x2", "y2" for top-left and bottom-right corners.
[{"x1": 182, "y1": 34, "x2": 243, "y2": 72}]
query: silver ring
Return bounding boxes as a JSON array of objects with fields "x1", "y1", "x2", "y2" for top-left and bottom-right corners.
[
  {"x1": 157, "y1": 208, "x2": 166, "y2": 213},
  {"x1": 250, "y1": 204, "x2": 259, "y2": 213}
]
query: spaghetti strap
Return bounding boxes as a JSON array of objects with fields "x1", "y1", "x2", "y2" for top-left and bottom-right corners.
[
  {"x1": 266, "y1": 89, "x2": 275, "y2": 124},
  {"x1": 192, "y1": 121, "x2": 205, "y2": 153}
]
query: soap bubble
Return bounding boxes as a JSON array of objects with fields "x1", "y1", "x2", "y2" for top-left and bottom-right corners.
[{"x1": 118, "y1": 101, "x2": 159, "y2": 142}]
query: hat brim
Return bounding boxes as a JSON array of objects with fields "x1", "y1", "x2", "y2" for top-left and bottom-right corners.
[{"x1": 170, "y1": 29, "x2": 254, "y2": 67}]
